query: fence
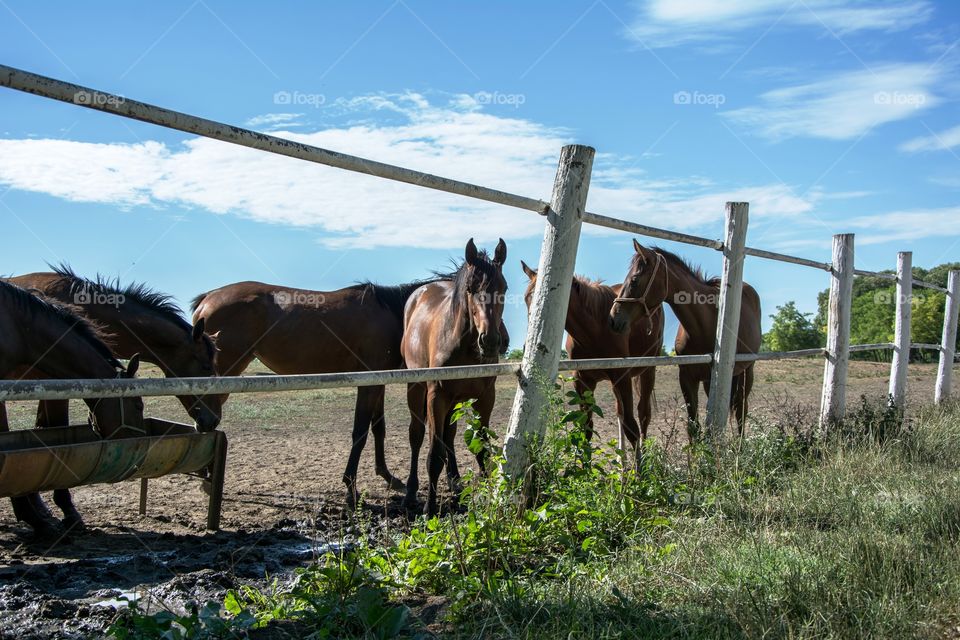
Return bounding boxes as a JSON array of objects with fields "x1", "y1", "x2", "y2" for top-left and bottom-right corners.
[{"x1": 1, "y1": 64, "x2": 958, "y2": 479}]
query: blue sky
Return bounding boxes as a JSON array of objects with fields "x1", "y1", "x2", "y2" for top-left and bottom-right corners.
[{"x1": 1, "y1": 0, "x2": 959, "y2": 348}]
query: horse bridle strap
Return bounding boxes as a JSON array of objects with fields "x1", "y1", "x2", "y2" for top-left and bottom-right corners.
[{"x1": 613, "y1": 252, "x2": 667, "y2": 334}]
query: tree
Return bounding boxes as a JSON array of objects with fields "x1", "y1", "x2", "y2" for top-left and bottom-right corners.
[{"x1": 762, "y1": 301, "x2": 823, "y2": 352}]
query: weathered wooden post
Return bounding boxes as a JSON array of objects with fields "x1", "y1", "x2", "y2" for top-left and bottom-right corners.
[
  {"x1": 820, "y1": 234, "x2": 855, "y2": 429},
  {"x1": 888, "y1": 251, "x2": 912, "y2": 408},
  {"x1": 502, "y1": 145, "x2": 594, "y2": 481},
  {"x1": 705, "y1": 202, "x2": 749, "y2": 440},
  {"x1": 935, "y1": 270, "x2": 960, "y2": 404}
]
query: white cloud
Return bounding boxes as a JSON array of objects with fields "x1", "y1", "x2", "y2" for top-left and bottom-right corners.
[
  {"x1": 899, "y1": 124, "x2": 960, "y2": 153},
  {"x1": 0, "y1": 93, "x2": 823, "y2": 249},
  {"x1": 847, "y1": 207, "x2": 960, "y2": 244},
  {"x1": 723, "y1": 64, "x2": 940, "y2": 140},
  {"x1": 245, "y1": 113, "x2": 306, "y2": 129},
  {"x1": 628, "y1": 0, "x2": 932, "y2": 49}
]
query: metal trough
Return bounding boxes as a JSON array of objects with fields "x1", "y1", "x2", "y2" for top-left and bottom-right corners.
[{"x1": 0, "y1": 418, "x2": 227, "y2": 530}]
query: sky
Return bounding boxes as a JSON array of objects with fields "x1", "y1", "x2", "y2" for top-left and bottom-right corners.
[{"x1": 1, "y1": 0, "x2": 959, "y2": 350}]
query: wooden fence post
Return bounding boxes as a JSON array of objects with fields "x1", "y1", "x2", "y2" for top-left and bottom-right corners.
[
  {"x1": 936, "y1": 270, "x2": 960, "y2": 404},
  {"x1": 502, "y1": 145, "x2": 594, "y2": 481},
  {"x1": 705, "y1": 202, "x2": 749, "y2": 440},
  {"x1": 888, "y1": 251, "x2": 912, "y2": 408},
  {"x1": 820, "y1": 234, "x2": 855, "y2": 429}
]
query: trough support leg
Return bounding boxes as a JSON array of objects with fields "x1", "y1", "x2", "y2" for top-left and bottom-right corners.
[
  {"x1": 206, "y1": 432, "x2": 228, "y2": 531},
  {"x1": 139, "y1": 478, "x2": 148, "y2": 516}
]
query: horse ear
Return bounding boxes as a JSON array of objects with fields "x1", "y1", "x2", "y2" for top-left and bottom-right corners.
[
  {"x1": 465, "y1": 238, "x2": 478, "y2": 264},
  {"x1": 493, "y1": 238, "x2": 507, "y2": 266},
  {"x1": 126, "y1": 353, "x2": 141, "y2": 378},
  {"x1": 192, "y1": 317, "x2": 205, "y2": 342},
  {"x1": 632, "y1": 238, "x2": 643, "y2": 254},
  {"x1": 520, "y1": 260, "x2": 537, "y2": 280}
]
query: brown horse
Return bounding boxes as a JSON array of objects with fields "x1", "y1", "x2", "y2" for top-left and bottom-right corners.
[
  {"x1": 0, "y1": 281, "x2": 144, "y2": 534},
  {"x1": 6, "y1": 265, "x2": 220, "y2": 431},
  {"x1": 521, "y1": 261, "x2": 664, "y2": 461},
  {"x1": 402, "y1": 238, "x2": 508, "y2": 516},
  {"x1": 191, "y1": 277, "x2": 445, "y2": 508},
  {"x1": 609, "y1": 241, "x2": 762, "y2": 435}
]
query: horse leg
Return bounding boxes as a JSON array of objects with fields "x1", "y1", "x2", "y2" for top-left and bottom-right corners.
[
  {"x1": 1, "y1": 402, "x2": 59, "y2": 534},
  {"x1": 402, "y1": 383, "x2": 427, "y2": 511},
  {"x1": 611, "y1": 375, "x2": 641, "y2": 472},
  {"x1": 574, "y1": 374, "x2": 598, "y2": 441},
  {"x1": 370, "y1": 386, "x2": 405, "y2": 492},
  {"x1": 679, "y1": 368, "x2": 701, "y2": 443},
  {"x1": 634, "y1": 366, "x2": 657, "y2": 441},
  {"x1": 731, "y1": 367, "x2": 754, "y2": 437},
  {"x1": 443, "y1": 408, "x2": 462, "y2": 494},
  {"x1": 424, "y1": 385, "x2": 450, "y2": 517},
  {"x1": 0, "y1": 401, "x2": 7, "y2": 432},
  {"x1": 342, "y1": 386, "x2": 378, "y2": 510},
  {"x1": 37, "y1": 400, "x2": 85, "y2": 531},
  {"x1": 472, "y1": 383, "x2": 497, "y2": 476}
]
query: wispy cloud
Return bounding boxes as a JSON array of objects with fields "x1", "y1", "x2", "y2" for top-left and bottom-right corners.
[
  {"x1": 847, "y1": 207, "x2": 960, "y2": 244},
  {"x1": 723, "y1": 63, "x2": 941, "y2": 141},
  {"x1": 627, "y1": 0, "x2": 932, "y2": 49},
  {"x1": 245, "y1": 113, "x2": 306, "y2": 129},
  {"x1": 0, "y1": 93, "x2": 827, "y2": 249},
  {"x1": 899, "y1": 124, "x2": 960, "y2": 153}
]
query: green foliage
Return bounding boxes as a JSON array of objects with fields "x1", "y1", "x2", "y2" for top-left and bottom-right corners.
[
  {"x1": 226, "y1": 553, "x2": 411, "y2": 639},
  {"x1": 107, "y1": 598, "x2": 254, "y2": 640},
  {"x1": 815, "y1": 261, "x2": 960, "y2": 361},
  {"x1": 761, "y1": 301, "x2": 823, "y2": 352},
  {"x1": 505, "y1": 348, "x2": 525, "y2": 361}
]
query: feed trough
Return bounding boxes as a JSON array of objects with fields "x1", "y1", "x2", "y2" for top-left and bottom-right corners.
[{"x1": 0, "y1": 418, "x2": 227, "y2": 530}]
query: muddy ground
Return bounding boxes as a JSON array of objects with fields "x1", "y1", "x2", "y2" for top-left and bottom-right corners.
[{"x1": 0, "y1": 359, "x2": 955, "y2": 638}]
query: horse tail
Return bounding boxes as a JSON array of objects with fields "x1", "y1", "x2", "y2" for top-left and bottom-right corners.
[{"x1": 190, "y1": 291, "x2": 209, "y2": 314}]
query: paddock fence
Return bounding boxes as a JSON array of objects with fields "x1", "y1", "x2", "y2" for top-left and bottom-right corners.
[{"x1": 1, "y1": 65, "x2": 958, "y2": 480}]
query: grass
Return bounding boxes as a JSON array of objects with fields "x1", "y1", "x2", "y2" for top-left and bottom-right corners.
[{"x1": 109, "y1": 393, "x2": 960, "y2": 640}]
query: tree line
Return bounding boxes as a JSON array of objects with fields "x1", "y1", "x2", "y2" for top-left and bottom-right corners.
[{"x1": 762, "y1": 261, "x2": 960, "y2": 361}]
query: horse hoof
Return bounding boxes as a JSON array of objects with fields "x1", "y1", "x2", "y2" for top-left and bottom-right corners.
[
  {"x1": 30, "y1": 517, "x2": 64, "y2": 539},
  {"x1": 61, "y1": 514, "x2": 86, "y2": 533},
  {"x1": 387, "y1": 477, "x2": 406, "y2": 492}
]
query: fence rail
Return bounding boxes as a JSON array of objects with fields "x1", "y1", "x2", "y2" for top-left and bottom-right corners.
[{"x1": 1, "y1": 64, "x2": 958, "y2": 465}]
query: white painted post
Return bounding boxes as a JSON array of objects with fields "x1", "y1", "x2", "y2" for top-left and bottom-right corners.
[
  {"x1": 936, "y1": 270, "x2": 960, "y2": 404},
  {"x1": 502, "y1": 145, "x2": 594, "y2": 481},
  {"x1": 888, "y1": 251, "x2": 912, "y2": 408},
  {"x1": 820, "y1": 234, "x2": 855, "y2": 429},
  {"x1": 705, "y1": 202, "x2": 749, "y2": 440}
]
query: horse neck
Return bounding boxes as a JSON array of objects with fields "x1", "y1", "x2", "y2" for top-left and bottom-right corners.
[
  {"x1": 662, "y1": 260, "x2": 717, "y2": 341},
  {"x1": 25, "y1": 317, "x2": 117, "y2": 380},
  {"x1": 82, "y1": 303, "x2": 187, "y2": 372},
  {"x1": 565, "y1": 285, "x2": 611, "y2": 346}
]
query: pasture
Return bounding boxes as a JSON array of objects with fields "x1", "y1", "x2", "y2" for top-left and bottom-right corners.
[{"x1": 0, "y1": 358, "x2": 955, "y2": 637}]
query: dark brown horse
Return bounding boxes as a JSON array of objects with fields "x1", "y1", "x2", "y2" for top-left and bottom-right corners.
[
  {"x1": 402, "y1": 239, "x2": 507, "y2": 516},
  {"x1": 191, "y1": 277, "x2": 443, "y2": 508},
  {"x1": 609, "y1": 241, "x2": 762, "y2": 435},
  {"x1": 0, "y1": 281, "x2": 144, "y2": 534},
  {"x1": 521, "y1": 261, "x2": 664, "y2": 461},
  {"x1": 6, "y1": 265, "x2": 220, "y2": 431}
]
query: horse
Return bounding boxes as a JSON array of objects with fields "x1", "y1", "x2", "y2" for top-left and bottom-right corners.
[
  {"x1": 0, "y1": 280, "x2": 145, "y2": 535},
  {"x1": 191, "y1": 276, "x2": 441, "y2": 509},
  {"x1": 401, "y1": 238, "x2": 508, "y2": 516},
  {"x1": 6, "y1": 265, "x2": 220, "y2": 431},
  {"x1": 609, "y1": 240, "x2": 762, "y2": 436},
  {"x1": 520, "y1": 261, "x2": 664, "y2": 464}
]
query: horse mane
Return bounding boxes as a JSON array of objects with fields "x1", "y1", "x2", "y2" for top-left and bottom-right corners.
[
  {"x1": 636, "y1": 247, "x2": 718, "y2": 285},
  {"x1": 349, "y1": 278, "x2": 444, "y2": 319},
  {"x1": 0, "y1": 280, "x2": 121, "y2": 367},
  {"x1": 50, "y1": 263, "x2": 192, "y2": 331},
  {"x1": 436, "y1": 251, "x2": 506, "y2": 319},
  {"x1": 572, "y1": 274, "x2": 617, "y2": 316}
]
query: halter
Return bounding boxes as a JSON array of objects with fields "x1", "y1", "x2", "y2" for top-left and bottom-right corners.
[
  {"x1": 613, "y1": 252, "x2": 668, "y2": 334},
  {"x1": 87, "y1": 367, "x2": 144, "y2": 437}
]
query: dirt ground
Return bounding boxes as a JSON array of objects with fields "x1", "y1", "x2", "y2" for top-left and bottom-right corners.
[{"x1": 0, "y1": 358, "x2": 955, "y2": 638}]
